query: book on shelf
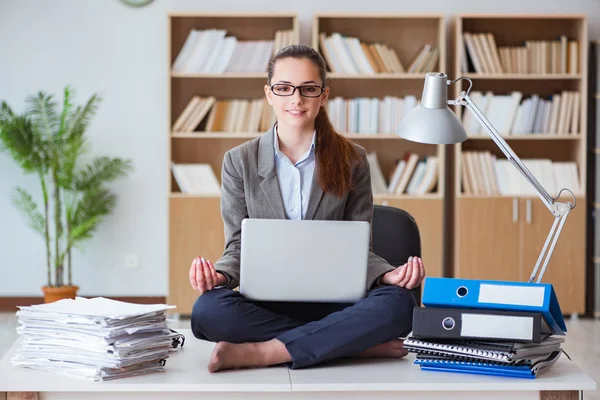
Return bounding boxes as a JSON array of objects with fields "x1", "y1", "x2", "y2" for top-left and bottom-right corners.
[
  {"x1": 171, "y1": 163, "x2": 221, "y2": 195},
  {"x1": 327, "y1": 95, "x2": 417, "y2": 135},
  {"x1": 462, "y1": 32, "x2": 579, "y2": 74},
  {"x1": 462, "y1": 90, "x2": 580, "y2": 136},
  {"x1": 172, "y1": 28, "x2": 295, "y2": 74},
  {"x1": 319, "y1": 32, "x2": 437, "y2": 74},
  {"x1": 172, "y1": 97, "x2": 276, "y2": 133},
  {"x1": 367, "y1": 152, "x2": 438, "y2": 196},
  {"x1": 461, "y1": 151, "x2": 582, "y2": 197}
]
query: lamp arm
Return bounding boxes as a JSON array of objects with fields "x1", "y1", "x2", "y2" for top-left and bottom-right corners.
[{"x1": 450, "y1": 90, "x2": 576, "y2": 284}]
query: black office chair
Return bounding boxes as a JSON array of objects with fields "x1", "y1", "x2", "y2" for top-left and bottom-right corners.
[{"x1": 371, "y1": 204, "x2": 422, "y2": 305}]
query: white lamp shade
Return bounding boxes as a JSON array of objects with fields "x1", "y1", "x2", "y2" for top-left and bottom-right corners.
[
  {"x1": 396, "y1": 104, "x2": 467, "y2": 145},
  {"x1": 396, "y1": 72, "x2": 467, "y2": 145}
]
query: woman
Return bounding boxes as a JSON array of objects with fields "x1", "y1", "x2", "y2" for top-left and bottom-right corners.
[{"x1": 189, "y1": 44, "x2": 426, "y2": 373}]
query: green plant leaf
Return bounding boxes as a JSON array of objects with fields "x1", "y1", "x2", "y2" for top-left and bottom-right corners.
[
  {"x1": 74, "y1": 157, "x2": 133, "y2": 191},
  {"x1": 63, "y1": 94, "x2": 101, "y2": 144},
  {"x1": 0, "y1": 102, "x2": 48, "y2": 173},
  {"x1": 27, "y1": 92, "x2": 59, "y2": 143},
  {"x1": 12, "y1": 187, "x2": 46, "y2": 236},
  {"x1": 70, "y1": 187, "x2": 117, "y2": 245}
]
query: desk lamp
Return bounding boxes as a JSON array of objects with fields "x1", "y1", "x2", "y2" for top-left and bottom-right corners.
[{"x1": 396, "y1": 72, "x2": 576, "y2": 284}]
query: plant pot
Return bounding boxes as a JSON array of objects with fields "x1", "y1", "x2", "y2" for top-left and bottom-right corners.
[{"x1": 42, "y1": 285, "x2": 79, "y2": 303}]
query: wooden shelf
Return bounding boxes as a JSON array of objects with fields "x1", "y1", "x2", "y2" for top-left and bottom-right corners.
[
  {"x1": 172, "y1": 132, "x2": 413, "y2": 139},
  {"x1": 172, "y1": 193, "x2": 443, "y2": 200},
  {"x1": 466, "y1": 134, "x2": 582, "y2": 140},
  {"x1": 171, "y1": 72, "x2": 268, "y2": 79},
  {"x1": 458, "y1": 194, "x2": 584, "y2": 199},
  {"x1": 461, "y1": 73, "x2": 581, "y2": 80},
  {"x1": 378, "y1": 194, "x2": 443, "y2": 200},
  {"x1": 326, "y1": 73, "x2": 430, "y2": 80},
  {"x1": 170, "y1": 193, "x2": 220, "y2": 199},
  {"x1": 172, "y1": 132, "x2": 261, "y2": 139}
]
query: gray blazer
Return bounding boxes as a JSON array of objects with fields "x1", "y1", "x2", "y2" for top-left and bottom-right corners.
[{"x1": 214, "y1": 126, "x2": 395, "y2": 290}]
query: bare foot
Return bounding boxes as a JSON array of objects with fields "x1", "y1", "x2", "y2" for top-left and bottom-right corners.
[
  {"x1": 358, "y1": 339, "x2": 408, "y2": 358},
  {"x1": 208, "y1": 340, "x2": 292, "y2": 373}
]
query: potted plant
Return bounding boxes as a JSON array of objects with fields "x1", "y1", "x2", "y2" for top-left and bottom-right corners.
[{"x1": 0, "y1": 86, "x2": 132, "y2": 303}]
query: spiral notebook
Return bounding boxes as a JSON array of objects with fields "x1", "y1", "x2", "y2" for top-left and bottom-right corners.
[
  {"x1": 414, "y1": 351, "x2": 562, "y2": 379},
  {"x1": 404, "y1": 337, "x2": 563, "y2": 364}
]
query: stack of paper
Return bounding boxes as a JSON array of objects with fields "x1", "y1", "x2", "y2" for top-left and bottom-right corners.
[{"x1": 11, "y1": 297, "x2": 182, "y2": 381}]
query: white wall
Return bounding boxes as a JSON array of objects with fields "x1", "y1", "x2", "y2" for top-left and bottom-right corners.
[{"x1": 1, "y1": 0, "x2": 599, "y2": 297}]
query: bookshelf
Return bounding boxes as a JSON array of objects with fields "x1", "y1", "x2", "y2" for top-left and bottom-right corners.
[
  {"x1": 168, "y1": 13, "x2": 299, "y2": 315},
  {"x1": 313, "y1": 13, "x2": 447, "y2": 279},
  {"x1": 452, "y1": 14, "x2": 588, "y2": 315}
]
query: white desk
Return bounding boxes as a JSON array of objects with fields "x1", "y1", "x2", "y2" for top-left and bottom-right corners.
[{"x1": 0, "y1": 329, "x2": 595, "y2": 400}]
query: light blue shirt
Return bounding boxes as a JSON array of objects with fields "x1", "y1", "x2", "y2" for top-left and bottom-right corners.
[{"x1": 274, "y1": 125, "x2": 316, "y2": 220}]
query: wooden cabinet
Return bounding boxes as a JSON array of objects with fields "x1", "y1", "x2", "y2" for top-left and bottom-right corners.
[
  {"x1": 376, "y1": 197, "x2": 444, "y2": 278},
  {"x1": 455, "y1": 197, "x2": 522, "y2": 281},
  {"x1": 169, "y1": 196, "x2": 224, "y2": 315},
  {"x1": 455, "y1": 196, "x2": 585, "y2": 314},
  {"x1": 520, "y1": 197, "x2": 585, "y2": 314}
]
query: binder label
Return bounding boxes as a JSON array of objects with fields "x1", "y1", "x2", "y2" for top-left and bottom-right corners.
[
  {"x1": 478, "y1": 284, "x2": 545, "y2": 307},
  {"x1": 461, "y1": 314, "x2": 534, "y2": 340}
]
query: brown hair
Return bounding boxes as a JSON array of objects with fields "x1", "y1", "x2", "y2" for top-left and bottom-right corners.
[{"x1": 267, "y1": 44, "x2": 362, "y2": 197}]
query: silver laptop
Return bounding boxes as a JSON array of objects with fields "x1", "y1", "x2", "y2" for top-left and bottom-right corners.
[{"x1": 239, "y1": 218, "x2": 370, "y2": 303}]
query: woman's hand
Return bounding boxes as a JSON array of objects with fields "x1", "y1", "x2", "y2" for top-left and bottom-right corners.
[
  {"x1": 380, "y1": 256, "x2": 425, "y2": 289},
  {"x1": 189, "y1": 256, "x2": 227, "y2": 294}
]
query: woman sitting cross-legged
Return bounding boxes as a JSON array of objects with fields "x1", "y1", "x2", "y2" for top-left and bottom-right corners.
[{"x1": 189, "y1": 44, "x2": 425, "y2": 373}]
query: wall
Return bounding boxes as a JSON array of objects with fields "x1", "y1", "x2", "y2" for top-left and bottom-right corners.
[{"x1": 1, "y1": 0, "x2": 599, "y2": 296}]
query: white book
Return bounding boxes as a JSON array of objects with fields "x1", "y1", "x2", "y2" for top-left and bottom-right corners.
[
  {"x1": 346, "y1": 37, "x2": 375, "y2": 74},
  {"x1": 366, "y1": 152, "x2": 388, "y2": 195},
  {"x1": 510, "y1": 103, "x2": 524, "y2": 135},
  {"x1": 201, "y1": 31, "x2": 227, "y2": 72},
  {"x1": 548, "y1": 94, "x2": 561, "y2": 134},
  {"x1": 486, "y1": 92, "x2": 523, "y2": 134},
  {"x1": 406, "y1": 161, "x2": 426, "y2": 194},
  {"x1": 532, "y1": 99, "x2": 547, "y2": 133},
  {"x1": 388, "y1": 160, "x2": 407, "y2": 193},
  {"x1": 213, "y1": 37, "x2": 237, "y2": 74},
  {"x1": 173, "y1": 163, "x2": 221, "y2": 195},
  {"x1": 330, "y1": 33, "x2": 359, "y2": 74},
  {"x1": 569, "y1": 92, "x2": 580, "y2": 134},
  {"x1": 322, "y1": 35, "x2": 344, "y2": 73},
  {"x1": 370, "y1": 98, "x2": 379, "y2": 133},
  {"x1": 526, "y1": 95, "x2": 539, "y2": 134},
  {"x1": 172, "y1": 30, "x2": 199, "y2": 72},
  {"x1": 186, "y1": 29, "x2": 224, "y2": 73},
  {"x1": 416, "y1": 157, "x2": 439, "y2": 195}
]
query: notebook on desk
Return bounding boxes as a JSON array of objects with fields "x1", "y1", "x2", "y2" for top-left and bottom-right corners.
[{"x1": 414, "y1": 351, "x2": 562, "y2": 379}]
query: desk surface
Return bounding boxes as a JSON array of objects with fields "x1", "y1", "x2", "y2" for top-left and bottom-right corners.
[{"x1": 0, "y1": 329, "x2": 596, "y2": 393}]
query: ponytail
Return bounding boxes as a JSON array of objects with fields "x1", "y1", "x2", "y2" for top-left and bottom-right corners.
[{"x1": 315, "y1": 107, "x2": 362, "y2": 197}]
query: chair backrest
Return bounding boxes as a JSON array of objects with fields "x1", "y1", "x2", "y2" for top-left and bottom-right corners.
[{"x1": 371, "y1": 205, "x2": 422, "y2": 304}]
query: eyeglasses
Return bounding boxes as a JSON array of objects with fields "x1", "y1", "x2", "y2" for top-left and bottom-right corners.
[{"x1": 270, "y1": 84, "x2": 324, "y2": 98}]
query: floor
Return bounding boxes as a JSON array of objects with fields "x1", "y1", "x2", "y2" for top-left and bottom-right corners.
[{"x1": 0, "y1": 312, "x2": 598, "y2": 398}]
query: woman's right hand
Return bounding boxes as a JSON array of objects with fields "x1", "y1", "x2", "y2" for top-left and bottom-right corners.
[{"x1": 189, "y1": 256, "x2": 226, "y2": 294}]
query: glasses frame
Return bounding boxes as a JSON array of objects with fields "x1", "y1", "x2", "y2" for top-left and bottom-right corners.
[{"x1": 269, "y1": 83, "x2": 325, "y2": 98}]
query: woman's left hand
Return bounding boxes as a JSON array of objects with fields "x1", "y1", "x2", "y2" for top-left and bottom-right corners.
[{"x1": 380, "y1": 256, "x2": 425, "y2": 289}]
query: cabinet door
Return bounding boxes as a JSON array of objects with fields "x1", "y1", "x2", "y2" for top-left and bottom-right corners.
[
  {"x1": 169, "y1": 196, "x2": 224, "y2": 316},
  {"x1": 520, "y1": 198, "x2": 585, "y2": 315},
  {"x1": 455, "y1": 197, "x2": 522, "y2": 281},
  {"x1": 380, "y1": 198, "x2": 444, "y2": 278}
]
